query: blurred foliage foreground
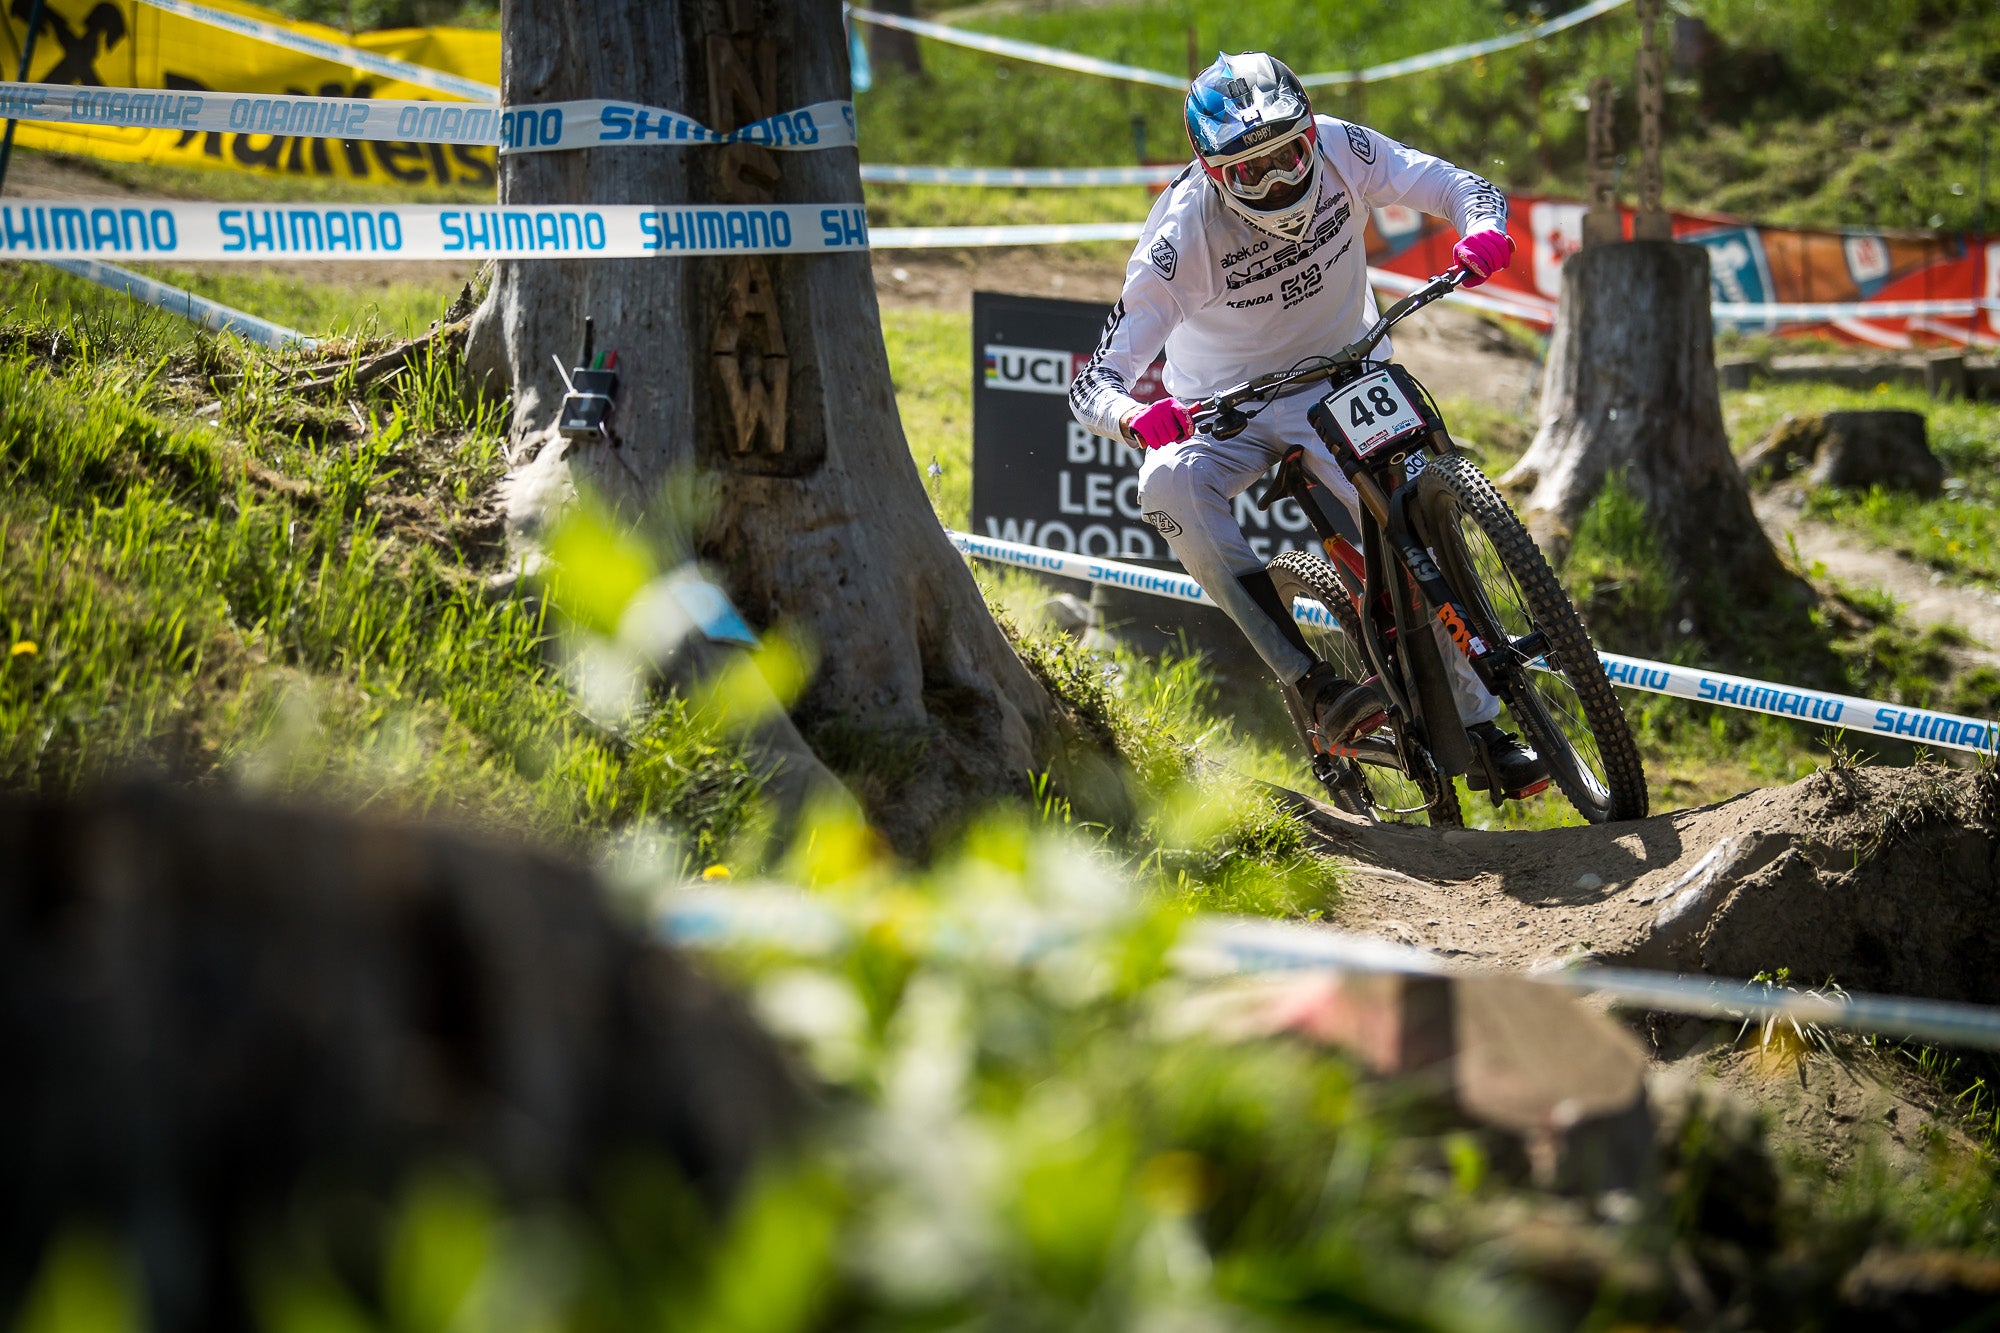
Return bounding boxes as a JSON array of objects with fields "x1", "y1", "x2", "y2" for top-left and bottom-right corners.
[
  {"x1": 1, "y1": 278, "x2": 1998, "y2": 1331},
  {"x1": 10, "y1": 782, "x2": 2000, "y2": 1333}
]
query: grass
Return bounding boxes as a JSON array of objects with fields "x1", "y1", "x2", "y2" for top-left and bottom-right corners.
[
  {"x1": 857, "y1": 0, "x2": 2000, "y2": 234},
  {"x1": 0, "y1": 259, "x2": 476, "y2": 345},
  {"x1": 0, "y1": 263, "x2": 1348, "y2": 918},
  {"x1": 881, "y1": 306, "x2": 971, "y2": 526},
  {"x1": 1806, "y1": 488, "x2": 2000, "y2": 594},
  {"x1": 866, "y1": 182, "x2": 1155, "y2": 236},
  {"x1": 1726, "y1": 382, "x2": 2000, "y2": 591},
  {"x1": 0, "y1": 276, "x2": 777, "y2": 871}
]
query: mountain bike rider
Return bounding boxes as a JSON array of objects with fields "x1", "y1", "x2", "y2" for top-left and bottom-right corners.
[{"x1": 1068, "y1": 51, "x2": 1548, "y2": 797}]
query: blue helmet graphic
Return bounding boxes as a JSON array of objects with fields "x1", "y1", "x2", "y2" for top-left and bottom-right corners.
[{"x1": 1185, "y1": 52, "x2": 1321, "y2": 240}]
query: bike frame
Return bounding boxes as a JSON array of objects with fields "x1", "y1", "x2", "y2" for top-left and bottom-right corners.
[{"x1": 1193, "y1": 269, "x2": 1553, "y2": 800}]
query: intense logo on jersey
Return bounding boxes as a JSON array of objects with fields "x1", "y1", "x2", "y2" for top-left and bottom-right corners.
[
  {"x1": 1150, "y1": 237, "x2": 1178, "y2": 280},
  {"x1": 1344, "y1": 122, "x2": 1376, "y2": 164},
  {"x1": 1224, "y1": 201, "x2": 1351, "y2": 290}
]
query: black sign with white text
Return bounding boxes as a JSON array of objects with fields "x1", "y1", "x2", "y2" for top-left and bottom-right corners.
[{"x1": 970, "y1": 290, "x2": 1321, "y2": 567}]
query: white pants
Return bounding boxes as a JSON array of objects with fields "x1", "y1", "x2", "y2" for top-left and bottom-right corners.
[{"x1": 1136, "y1": 388, "x2": 1500, "y2": 725}]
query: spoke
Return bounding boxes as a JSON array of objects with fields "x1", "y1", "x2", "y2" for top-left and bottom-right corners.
[{"x1": 1451, "y1": 514, "x2": 1611, "y2": 802}]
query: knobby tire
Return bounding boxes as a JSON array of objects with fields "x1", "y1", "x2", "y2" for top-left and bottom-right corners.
[
  {"x1": 1266, "y1": 549, "x2": 1463, "y2": 828},
  {"x1": 1413, "y1": 453, "x2": 1649, "y2": 824}
]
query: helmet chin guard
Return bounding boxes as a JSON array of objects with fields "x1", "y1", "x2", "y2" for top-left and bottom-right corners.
[{"x1": 1185, "y1": 52, "x2": 1322, "y2": 244}]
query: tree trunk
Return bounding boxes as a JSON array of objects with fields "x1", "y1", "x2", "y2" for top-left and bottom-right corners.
[
  {"x1": 1501, "y1": 242, "x2": 1802, "y2": 624},
  {"x1": 867, "y1": 0, "x2": 923, "y2": 78},
  {"x1": 466, "y1": 0, "x2": 1058, "y2": 853}
]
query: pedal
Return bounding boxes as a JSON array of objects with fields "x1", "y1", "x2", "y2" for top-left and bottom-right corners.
[{"x1": 1463, "y1": 731, "x2": 1552, "y2": 806}]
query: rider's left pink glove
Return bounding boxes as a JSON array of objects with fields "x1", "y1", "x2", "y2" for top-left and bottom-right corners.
[{"x1": 1453, "y1": 229, "x2": 1515, "y2": 288}]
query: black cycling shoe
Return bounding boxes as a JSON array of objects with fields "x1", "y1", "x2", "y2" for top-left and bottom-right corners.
[
  {"x1": 1466, "y1": 720, "x2": 1549, "y2": 797},
  {"x1": 1296, "y1": 663, "x2": 1387, "y2": 755}
]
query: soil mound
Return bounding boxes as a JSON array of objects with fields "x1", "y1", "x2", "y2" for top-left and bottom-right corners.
[{"x1": 1298, "y1": 764, "x2": 2000, "y2": 1003}]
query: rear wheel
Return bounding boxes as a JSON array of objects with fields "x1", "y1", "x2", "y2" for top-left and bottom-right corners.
[
  {"x1": 1266, "y1": 549, "x2": 1461, "y2": 827},
  {"x1": 1413, "y1": 453, "x2": 1648, "y2": 823}
]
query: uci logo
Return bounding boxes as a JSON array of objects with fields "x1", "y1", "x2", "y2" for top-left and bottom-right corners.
[{"x1": 982, "y1": 344, "x2": 1077, "y2": 396}]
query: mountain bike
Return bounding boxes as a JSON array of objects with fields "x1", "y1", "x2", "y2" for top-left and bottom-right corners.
[{"x1": 1189, "y1": 268, "x2": 1647, "y2": 828}]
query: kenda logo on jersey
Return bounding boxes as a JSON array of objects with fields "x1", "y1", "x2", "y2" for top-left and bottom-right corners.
[{"x1": 982, "y1": 344, "x2": 1080, "y2": 394}]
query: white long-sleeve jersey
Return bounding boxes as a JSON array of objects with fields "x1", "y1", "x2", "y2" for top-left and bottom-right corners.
[{"x1": 1070, "y1": 115, "x2": 1506, "y2": 441}]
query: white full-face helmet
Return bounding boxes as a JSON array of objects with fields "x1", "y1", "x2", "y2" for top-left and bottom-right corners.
[{"x1": 1185, "y1": 51, "x2": 1321, "y2": 242}]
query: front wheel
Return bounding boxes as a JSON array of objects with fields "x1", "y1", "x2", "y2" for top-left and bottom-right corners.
[
  {"x1": 1413, "y1": 453, "x2": 1649, "y2": 824},
  {"x1": 1266, "y1": 549, "x2": 1461, "y2": 828}
]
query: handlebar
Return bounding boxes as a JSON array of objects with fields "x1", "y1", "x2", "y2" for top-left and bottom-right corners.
[{"x1": 1188, "y1": 266, "x2": 1469, "y2": 432}]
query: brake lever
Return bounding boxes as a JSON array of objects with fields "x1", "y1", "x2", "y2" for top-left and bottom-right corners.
[{"x1": 1208, "y1": 405, "x2": 1249, "y2": 440}]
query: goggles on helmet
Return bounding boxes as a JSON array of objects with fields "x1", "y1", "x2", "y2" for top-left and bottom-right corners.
[{"x1": 1215, "y1": 133, "x2": 1315, "y2": 203}]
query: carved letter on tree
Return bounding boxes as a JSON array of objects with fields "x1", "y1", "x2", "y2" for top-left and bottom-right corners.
[
  {"x1": 714, "y1": 258, "x2": 788, "y2": 455},
  {"x1": 708, "y1": 13, "x2": 790, "y2": 459}
]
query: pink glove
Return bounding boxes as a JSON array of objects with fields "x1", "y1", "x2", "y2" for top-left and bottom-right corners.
[
  {"x1": 1128, "y1": 398, "x2": 1195, "y2": 450},
  {"x1": 1453, "y1": 229, "x2": 1516, "y2": 288}
]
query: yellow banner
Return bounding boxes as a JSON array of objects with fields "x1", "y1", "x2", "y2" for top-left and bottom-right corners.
[{"x1": 2, "y1": 0, "x2": 500, "y2": 189}]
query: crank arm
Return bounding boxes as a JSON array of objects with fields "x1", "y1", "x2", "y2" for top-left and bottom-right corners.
[{"x1": 1313, "y1": 732, "x2": 1401, "y2": 766}]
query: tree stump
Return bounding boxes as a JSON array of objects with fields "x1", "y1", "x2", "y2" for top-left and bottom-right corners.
[
  {"x1": 1812, "y1": 410, "x2": 1942, "y2": 496},
  {"x1": 1738, "y1": 412, "x2": 1825, "y2": 484},
  {"x1": 465, "y1": 0, "x2": 1064, "y2": 852},
  {"x1": 1501, "y1": 242, "x2": 1803, "y2": 625}
]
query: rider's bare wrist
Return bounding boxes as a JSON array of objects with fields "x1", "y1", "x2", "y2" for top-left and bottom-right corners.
[{"x1": 1117, "y1": 405, "x2": 1143, "y2": 444}]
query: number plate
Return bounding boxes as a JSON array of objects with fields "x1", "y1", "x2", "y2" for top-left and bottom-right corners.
[{"x1": 1323, "y1": 369, "x2": 1426, "y2": 458}]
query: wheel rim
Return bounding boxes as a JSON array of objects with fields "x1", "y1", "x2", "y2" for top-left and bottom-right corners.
[{"x1": 1440, "y1": 513, "x2": 1614, "y2": 814}]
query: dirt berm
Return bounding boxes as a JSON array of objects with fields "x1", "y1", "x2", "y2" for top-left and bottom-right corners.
[{"x1": 1297, "y1": 764, "x2": 2000, "y2": 1003}]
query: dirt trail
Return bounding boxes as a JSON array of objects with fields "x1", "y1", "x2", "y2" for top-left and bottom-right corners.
[
  {"x1": 1285, "y1": 764, "x2": 2000, "y2": 1004},
  {"x1": 1755, "y1": 486, "x2": 2000, "y2": 666}
]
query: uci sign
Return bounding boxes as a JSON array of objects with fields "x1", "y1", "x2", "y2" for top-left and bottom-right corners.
[{"x1": 981, "y1": 343, "x2": 1078, "y2": 395}]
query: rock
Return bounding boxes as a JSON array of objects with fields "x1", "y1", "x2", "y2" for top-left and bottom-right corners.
[
  {"x1": 1738, "y1": 412, "x2": 1827, "y2": 484},
  {"x1": 1182, "y1": 969, "x2": 1653, "y2": 1193},
  {"x1": 1809, "y1": 410, "x2": 1943, "y2": 496},
  {"x1": 1038, "y1": 592, "x2": 1094, "y2": 637}
]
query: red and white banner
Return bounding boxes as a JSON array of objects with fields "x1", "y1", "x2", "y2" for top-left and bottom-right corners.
[{"x1": 1365, "y1": 193, "x2": 1998, "y2": 347}]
